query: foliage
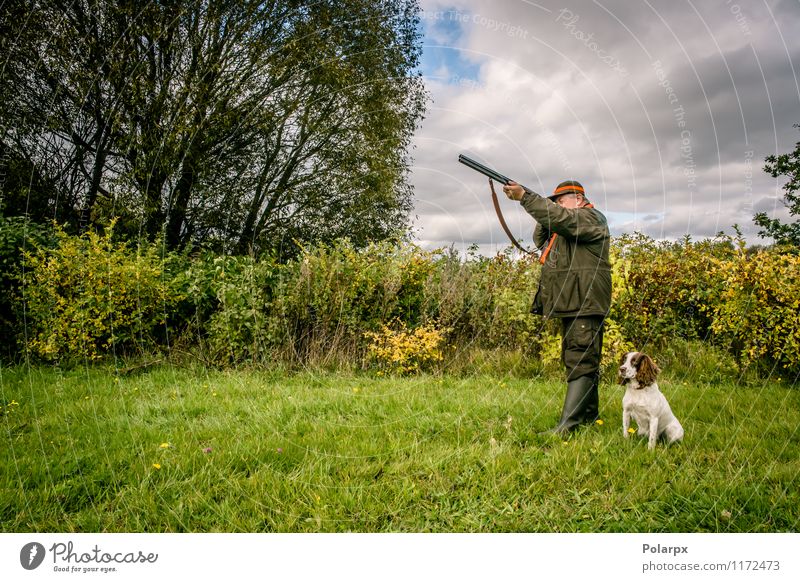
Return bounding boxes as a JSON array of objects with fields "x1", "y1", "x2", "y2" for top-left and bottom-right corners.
[
  {"x1": 0, "y1": 216, "x2": 53, "y2": 360},
  {"x1": 22, "y1": 222, "x2": 178, "y2": 362},
  {"x1": 599, "y1": 317, "x2": 634, "y2": 373},
  {"x1": 174, "y1": 240, "x2": 544, "y2": 369},
  {"x1": 611, "y1": 232, "x2": 738, "y2": 346},
  {"x1": 8, "y1": 227, "x2": 800, "y2": 379},
  {"x1": 611, "y1": 232, "x2": 800, "y2": 379},
  {"x1": 0, "y1": 398, "x2": 20, "y2": 417},
  {"x1": 270, "y1": 240, "x2": 427, "y2": 366},
  {"x1": 711, "y1": 250, "x2": 800, "y2": 377},
  {"x1": 184, "y1": 254, "x2": 281, "y2": 365},
  {"x1": 754, "y1": 124, "x2": 800, "y2": 248},
  {"x1": 1, "y1": 0, "x2": 426, "y2": 253},
  {"x1": 365, "y1": 321, "x2": 450, "y2": 375},
  {"x1": 423, "y1": 249, "x2": 541, "y2": 351}
]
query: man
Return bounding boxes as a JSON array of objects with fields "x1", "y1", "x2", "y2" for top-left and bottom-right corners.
[{"x1": 503, "y1": 179, "x2": 612, "y2": 434}]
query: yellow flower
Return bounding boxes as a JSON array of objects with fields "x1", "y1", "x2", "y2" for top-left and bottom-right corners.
[
  {"x1": 159, "y1": 442, "x2": 171, "y2": 449},
  {"x1": 627, "y1": 427, "x2": 636, "y2": 434},
  {"x1": 152, "y1": 463, "x2": 162, "y2": 470},
  {"x1": 595, "y1": 419, "x2": 604, "y2": 426}
]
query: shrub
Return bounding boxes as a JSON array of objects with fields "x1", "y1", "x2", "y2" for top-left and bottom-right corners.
[
  {"x1": 22, "y1": 222, "x2": 177, "y2": 362},
  {"x1": 186, "y1": 254, "x2": 280, "y2": 364},
  {"x1": 423, "y1": 250, "x2": 541, "y2": 351},
  {"x1": 190, "y1": 240, "x2": 546, "y2": 369},
  {"x1": 365, "y1": 321, "x2": 450, "y2": 374},
  {"x1": 611, "y1": 233, "x2": 736, "y2": 347},
  {"x1": 184, "y1": 240, "x2": 440, "y2": 366},
  {"x1": 611, "y1": 232, "x2": 800, "y2": 381},
  {"x1": 270, "y1": 239, "x2": 434, "y2": 365},
  {"x1": 0, "y1": 216, "x2": 54, "y2": 360},
  {"x1": 710, "y1": 249, "x2": 800, "y2": 377}
]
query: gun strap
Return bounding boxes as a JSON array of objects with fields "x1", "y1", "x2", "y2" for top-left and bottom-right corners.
[
  {"x1": 489, "y1": 178, "x2": 534, "y2": 255},
  {"x1": 539, "y1": 234, "x2": 557, "y2": 265}
]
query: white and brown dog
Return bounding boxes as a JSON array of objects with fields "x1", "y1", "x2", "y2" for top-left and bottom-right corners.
[{"x1": 618, "y1": 352, "x2": 684, "y2": 450}]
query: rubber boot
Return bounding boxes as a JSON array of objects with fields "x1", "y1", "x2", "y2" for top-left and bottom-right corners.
[
  {"x1": 544, "y1": 375, "x2": 596, "y2": 435},
  {"x1": 584, "y1": 373, "x2": 600, "y2": 424}
]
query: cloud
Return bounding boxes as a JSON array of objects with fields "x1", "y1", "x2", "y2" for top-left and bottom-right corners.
[{"x1": 410, "y1": 0, "x2": 800, "y2": 251}]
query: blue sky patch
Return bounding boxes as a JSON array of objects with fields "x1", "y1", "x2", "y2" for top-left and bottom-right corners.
[{"x1": 418, "y1": 7, "x2": 481, "y2": 83}]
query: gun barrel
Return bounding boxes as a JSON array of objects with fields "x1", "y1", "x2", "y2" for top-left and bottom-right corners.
[{"x1": 458, "y1": 154, "x2": 511, "y2": 184}]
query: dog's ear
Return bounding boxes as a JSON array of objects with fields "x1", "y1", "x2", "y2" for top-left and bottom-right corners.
[{"x1": 635, "y1": 354, "x2": 660, "y2": 386}]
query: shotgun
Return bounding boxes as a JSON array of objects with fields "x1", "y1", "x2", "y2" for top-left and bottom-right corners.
[
  {"x1": 457, "y1": 154, "x2": 536, "y2": 195},
  {"x1": 457, "y1": 154, "x2": 536, "y2": 255}
]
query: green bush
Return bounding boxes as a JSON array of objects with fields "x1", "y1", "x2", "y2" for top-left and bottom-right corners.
[
  {"x1": 186, "y1": 254, "x2": 280, "y2": 364},
  {"x1": 268, "y1": 240, "x2": 421, "y2": 366},
  {"x1": 611, "y1": 232, "x2": 800, "y2": 380},
  {"x1": 22, "y1": 223, "x2": 179, "y2": 362},
  {"x1": 711, "y1": 249, "x2": 800, "y2": 377},
  {"x1": 611, "y1": 233, "x2": 737, "y2": 346},
  {"x1": 424, "y1": 250, "x2": 541, "y2": 351},
  {"x1": 0, "y1": 216, "x2": 54, "y2": 360},
  {"x1": 184, "y1": 240, "x2": 546, "y2": 369}
]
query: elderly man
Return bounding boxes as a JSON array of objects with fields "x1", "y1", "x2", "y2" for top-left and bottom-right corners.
[{"x1": 503, "y1": 179, "x2": 612, "y2": 434}]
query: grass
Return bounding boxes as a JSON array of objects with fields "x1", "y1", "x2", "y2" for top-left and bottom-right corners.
[{"x1": 1, "y1": 363, "x2": 799, "y2": 532}]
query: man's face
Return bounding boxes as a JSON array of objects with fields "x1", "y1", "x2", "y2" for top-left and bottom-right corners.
[{"x1": 554, "y1": 193, "x2": 584, "y2": 209}]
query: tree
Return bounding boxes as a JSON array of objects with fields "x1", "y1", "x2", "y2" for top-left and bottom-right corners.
[
  {"x1": 0, "y1": 0, "x2": 426, "y2": 254},
  {"x1": 753, "y1": 124, "x2": 800, "y2": 248}
]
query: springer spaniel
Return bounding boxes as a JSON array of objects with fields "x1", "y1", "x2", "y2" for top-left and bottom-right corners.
[{"x1": 618, "y1": 352, "x2": 684, "y2": 450}]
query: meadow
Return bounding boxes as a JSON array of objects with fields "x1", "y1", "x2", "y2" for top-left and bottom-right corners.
[{"x1": 2, "y1": 362, "x2": 798, "y2": 532}]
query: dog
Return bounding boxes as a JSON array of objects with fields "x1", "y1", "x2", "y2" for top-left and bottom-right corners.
[{"x1": 618, "y1": 351, "x2": 684, "y2": 450}]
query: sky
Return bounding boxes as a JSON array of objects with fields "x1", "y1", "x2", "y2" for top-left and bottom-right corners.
[{"x1": 408, "y1": 0, "x2": 800, "y2": 254}]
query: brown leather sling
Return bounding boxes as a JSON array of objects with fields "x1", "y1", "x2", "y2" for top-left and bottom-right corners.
[{"x1": 488, "y1": 178, "x2": 535, "y2": 256}]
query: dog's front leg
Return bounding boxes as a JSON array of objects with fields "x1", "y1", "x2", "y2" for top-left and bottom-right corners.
[
  {"x1": 623, "y1": 409, "x2": 631, "y2": 439},
  {"x1": 647, "y1": 417, "x2": 659, "y2": 450}
]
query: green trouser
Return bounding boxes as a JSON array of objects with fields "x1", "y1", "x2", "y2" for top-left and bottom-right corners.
[
  {"x1": 561, "y1": 316, "x2": 604, "y2": 382},
  {"x1": 544, "y1": 315, "x2": 605, "y2": 433}
]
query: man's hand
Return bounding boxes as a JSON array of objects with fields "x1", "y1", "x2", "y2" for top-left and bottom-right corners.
[{"x1": 503, "y1": 181, "x2": 525, "y2": 201}]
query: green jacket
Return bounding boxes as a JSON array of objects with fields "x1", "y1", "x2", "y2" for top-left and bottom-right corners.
[{"x1": 520, "y1": 191, "x2": 612, "y2": 319}]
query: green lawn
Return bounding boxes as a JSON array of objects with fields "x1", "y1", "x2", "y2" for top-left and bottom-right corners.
[{"x1": 1, "y1": 364, "x2": 798, "y2": 532}]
